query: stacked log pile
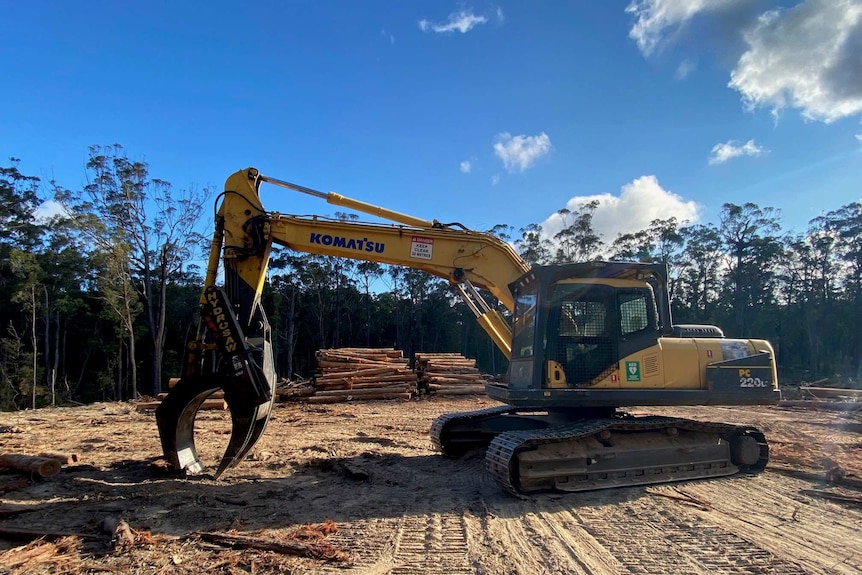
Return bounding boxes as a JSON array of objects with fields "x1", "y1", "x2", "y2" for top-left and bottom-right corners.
[
  {"x1": 134, "y1": 380, "x2": 227, "y2": 412},
  {"x1": 415, "y1": 353, "x2": 487, "y2": 396},
  {"x1": 309, "y1": 348, "x2": 416, "y2": 404}
]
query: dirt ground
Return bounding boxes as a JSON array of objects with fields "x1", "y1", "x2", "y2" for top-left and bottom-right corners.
[{"x1": 1, "y1": 396, "x2": 861, "y2": 575}]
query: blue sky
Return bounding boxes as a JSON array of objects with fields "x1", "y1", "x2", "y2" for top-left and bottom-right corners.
[{"x1": 2, "y1": 1, "x2": 861, "y2": 247}]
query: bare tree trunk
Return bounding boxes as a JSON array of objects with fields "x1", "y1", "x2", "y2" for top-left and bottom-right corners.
[
  {"x1": 43, "y1": 287, "x2": 51, "y2": 404},
  {"x1": 30, "y1": 286, "x2": 37, "y2": 410},
  {"x1": 117, "y1": 340, "x2": 123, "y2": 402},
  {"x1": 51, "y1": 312, "x2": 60, "y2": 406},
  {"x1": 124, "y1": 280, "x2": 137, "y2": 398},
  {"x1": 286, "y1": 284, "x2": 296, "y2": 379},
  {"x1": 151, "y1": 253, "x2": 169, "y2": 396}
]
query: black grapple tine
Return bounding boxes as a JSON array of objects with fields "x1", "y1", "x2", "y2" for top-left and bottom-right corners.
[
  {"x1": 214, "y1": 393, "x2": 275, "y2": 478},
  {"x1": 156, "y1": 376, "x2": 224, "y2": 473},
  {"x1": 156, "y1": 376, "x2": 275, "y2": 477}
]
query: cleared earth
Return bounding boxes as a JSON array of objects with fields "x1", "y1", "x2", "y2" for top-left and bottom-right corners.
[{"x1": 1, "y1": 396, "x2": 860, "y2": 574}]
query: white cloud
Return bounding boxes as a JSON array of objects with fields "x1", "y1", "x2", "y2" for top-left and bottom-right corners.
[
  {"x1": 626, "y1": 0, "x2": 743, "y2": 56},
  {"x1": 460, "y1": 160, "x2": 472, "y2": 173},
  {"x1": 380, "y1": 29, "x2": 395, "y2": 44},
  {"x1": 627, "y1": 0, "x2": 862, "y2": 123},
  {"x1": 493, "y1": 132, "x2": 552, "y2": 173},
  {"x1": 708, "y1": 139, "x2": 766, "y2": 164},
  {"x1": 856, "y1": 134, "x2": 862, "y2": 142},
  {"x1": 490, "y1": 174, "x2": 500, "y2": 186},
  {"x1": 34, "y1": 200, "x2": 65, "y2": 222},
  {"x1": 729, "y1": 0, "x2": 862, "y2": 123},
  {"x1": 539, "y1": 175, "x2": 700, "y2": 249},
  {"x1": 419, "y1": 9, "x2": 487, "y2": 34}
]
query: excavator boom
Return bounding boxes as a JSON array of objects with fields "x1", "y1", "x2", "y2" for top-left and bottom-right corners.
[{"x1": 157, "y1": 167, "x2": 529, "y2": 477}]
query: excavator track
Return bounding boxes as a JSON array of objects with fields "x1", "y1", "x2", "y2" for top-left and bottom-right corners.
[
  {"x1": 485, "y1": 415, "x2": 768, "y2": 495},
  {"x1": 430, "y1": 405, "x2": 516, "y2": 454}
]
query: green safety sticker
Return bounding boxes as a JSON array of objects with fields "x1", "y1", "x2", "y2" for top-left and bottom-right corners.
[{"x1": 625, "y1": 361, "x2": 641, "y2": 381}]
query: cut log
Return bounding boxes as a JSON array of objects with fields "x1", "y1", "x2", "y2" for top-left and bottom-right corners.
[
  {"x1": 134, "y1": 398, "x2": 227, "y2": 412},
  {"x1": 315, "y1": 380, "x2": 416, "y2": 391},
  {"x1": 801, "y1": 386, "x2": 862, "y2": 399},
  {"x1": 778, "y1": 400, "x2": 862, "y2": 412},
  {"x1": 306, "y1": 392, "x2": 412, "y2": 404},
  {"x1": 315, "y1": 367, "x2": 399, "y2": 380},
  {"x1": 37, "y1": 452, "x2": 79, "y2": 465},
  {"x1": 157, "y1": 390, "x2": 224, "y2": 400},
  {"x1": 314, "y1": 387, "x2": 414, "y2": 397},
  {"x1": 429, "y1": 388, "x2": 485, "y2": 396},
  {"x1": 0, "y1": 454, "x2": 62, "y2": 477}
]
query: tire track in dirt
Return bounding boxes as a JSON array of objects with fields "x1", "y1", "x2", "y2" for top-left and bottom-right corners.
[
  {"x1": 387, "y1": 512, "x2": 473, "y2": 575},
  {"x1": 574, "y1": 490, "x2": 807, "y2": 575},
  {"x1": 471, "y1": 496, "x2": 627, "y2": 575},
  {"x1": 679, "y1": 474, "x2": 862, "y2": 575},
  {"x1": 323, "y1": 511, "x2": 474, "y2": 574},
  {"x1": 323, "y1": 518, "x2": 400, "y2": 574}
]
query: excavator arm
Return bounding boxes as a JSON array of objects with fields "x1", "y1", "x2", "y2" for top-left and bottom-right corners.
[{"x1": 157, "y1": 168, "x2": 529, "y2": 477}]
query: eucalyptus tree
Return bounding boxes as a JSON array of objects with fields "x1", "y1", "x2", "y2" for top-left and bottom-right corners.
[
  {"x1": 552, "y1": 200, "x2": 603, "y2": 263},
  {"x1": 781, "y1": 218, "x2": 841, "y2": 376},
  {"x1": 56, "y1": 145, "x2": 210, "y2": 396},
  {"x1": 355, "y1": 261, "x2": 384, "y2": 347},
  {"x1": 0, "y1": 160, "x2": 41, "y2": 254},
  {"x1": 515, "y1": 223, "x2": 552, "y2": 265},
  {"x1": 718, "y1": 203, "x2": 783, "y2": 338},
  {"x1": 0, "y1": 161, "x2": 43, "y2": 409},
  {"x1": 8, "y1": 250, "x2": 40, "y2": 408},
  {"x1": 819, "y1": 202, "x2": 862, "y2": 377},
  {"x1": 610, "y1": 217, "x2": 684, "y2": 263},
  {"x1": 673, "y1": 224, "x2": 724, "y2": 324}
]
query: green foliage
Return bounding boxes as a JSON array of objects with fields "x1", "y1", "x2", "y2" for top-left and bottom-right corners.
[
  {"x1": 552, "y1": 200, "x2": 602, "y2": 263},
  {"x1": 2, "y1": 149, "x2": 862, "y2": 411}
]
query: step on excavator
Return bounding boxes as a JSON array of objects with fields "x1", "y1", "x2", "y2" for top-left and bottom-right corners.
[{"x1": 157, "y1": 168, "x2": 778, "y2": 494}]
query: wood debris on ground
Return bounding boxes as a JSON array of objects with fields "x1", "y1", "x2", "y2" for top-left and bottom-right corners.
[
  {"x1": 416, "y1": 352, "x2": 488, "y2": 396},
  {"x1": 275, "y1": 377, "x2": 315, "y2": 400},
  {"x1": 778, "y1": 384, "x2": 862, "y2": 412},
  {"x1": 191, "y1": 520, "x2": 347, "y2": 563},
  {"x1": 0, "y1": 519, "x2": 346, "y2": 574},
  {"x1": 0, "y1": 536, "x2": 82, "y2": 573},
  {"x1": 306, "y1": 347, "x2": 416, "y2": 404}
]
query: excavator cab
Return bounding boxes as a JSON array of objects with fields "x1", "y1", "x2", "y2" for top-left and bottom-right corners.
[
  {"x1": 492, "y1": 261, "x2": 668, "y2": 406},
  {"x1": 487, "y1": 260, "x2": 778, "y2": 411}
]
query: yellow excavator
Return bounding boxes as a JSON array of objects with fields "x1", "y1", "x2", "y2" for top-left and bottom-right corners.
[{"x1": 157, "y1": 168, "x2": 779, "y2": 494}]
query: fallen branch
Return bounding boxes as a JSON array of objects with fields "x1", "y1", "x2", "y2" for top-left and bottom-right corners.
[
  {"x1": 0, "y1": 525, "x2": 105, "y2": 542},
  {"x1": 800, "y1": 489, "x2": 862, "y2": 506},
  {"x1": 778, "y1": 400, "x2": 862, "y2": 412},
  {"x1": 190, "y1": 531, "x2": 348, "y2": 562},
  {"x1": 645, "y1": 488, "x2": 712, "y2": 510},
  {"x1": 768, "y1": 464, "x2": 862, "y2": 489}
]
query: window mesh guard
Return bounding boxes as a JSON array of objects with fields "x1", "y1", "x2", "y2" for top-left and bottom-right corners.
[{"x1": 555, "y1": 299, "x2": 617, "y2": 386}]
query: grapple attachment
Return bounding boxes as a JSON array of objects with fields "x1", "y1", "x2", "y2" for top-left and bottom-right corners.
[{"x1": 156, "y1": 286, "x2": 276, "y2": 478}]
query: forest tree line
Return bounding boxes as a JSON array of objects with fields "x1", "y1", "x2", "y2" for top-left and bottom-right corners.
[{"x1": 1, "y1": 146, "x2": 860, "y2": 410}]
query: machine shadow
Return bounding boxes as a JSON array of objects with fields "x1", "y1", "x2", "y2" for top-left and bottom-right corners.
[{"x1": 0, "y1": 450, "x2": 651, "y2": 539}]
